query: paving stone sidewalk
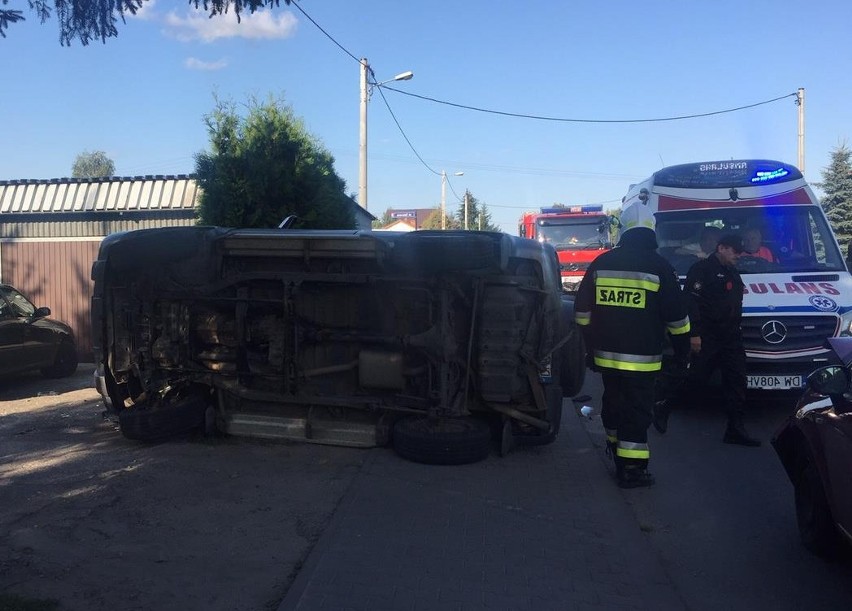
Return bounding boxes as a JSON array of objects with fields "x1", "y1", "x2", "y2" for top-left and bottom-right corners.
[{"x1": 280, "y1": 403, "x2": 687, "y2": 611}]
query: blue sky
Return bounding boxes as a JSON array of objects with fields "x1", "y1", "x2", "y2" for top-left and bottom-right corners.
[{"x1": 1, "y1": 0, "x2": 849, "y2": 232}]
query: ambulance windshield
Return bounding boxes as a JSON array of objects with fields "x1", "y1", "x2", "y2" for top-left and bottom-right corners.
[{"x1": 654, "y1": 205, "x2": 846, "y2": 276}]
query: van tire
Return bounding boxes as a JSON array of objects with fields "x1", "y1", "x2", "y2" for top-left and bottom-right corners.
[
  {"x1": 393, "y1": 417, "x2": 491, "y2": 465},
  {"x1": 559, "y1": 300, "x2": 586, "y2": 397},
  {"x1": 119, "y1": 396, "x2": 209, "y2": 442}
]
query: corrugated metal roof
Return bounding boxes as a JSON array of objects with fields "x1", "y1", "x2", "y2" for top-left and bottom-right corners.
[{"x1": 0, "y1": 175, "x2": 200, "y2": 214}]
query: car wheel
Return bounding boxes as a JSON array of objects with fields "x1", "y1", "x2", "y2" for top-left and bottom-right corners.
[
  {"x1": 795, "y1": 456, "x2": 844, "y2": 559},
  {"x1": 41, "y1": 338, "x2": 78, "y2": 378},
  {"x1": 393, "y1": 416, "x2": 491, "y2": 465}
]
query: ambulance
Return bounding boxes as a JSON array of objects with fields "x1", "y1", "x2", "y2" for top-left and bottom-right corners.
[{"x1": 621, "y1": 159, "x2": 852, "y2": 391}]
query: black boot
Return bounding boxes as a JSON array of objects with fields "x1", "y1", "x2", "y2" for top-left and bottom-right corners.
[
  {"x1": 617, "y1": 465, "x2": 655, "y2": 488},
  {"x1": 615, "y1": 457, "x2": 655, "y2": 488},
  {"x1": 723, "y1": 420, "x2": 761, "y2": 447},
  {"x1": 652, "y1": 400, "x2": 671, "y2": 434}
]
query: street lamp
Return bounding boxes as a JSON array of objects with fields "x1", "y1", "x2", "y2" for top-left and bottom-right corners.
[
  {"x1": 440, "y1": 170, "x2": 464, "y2": 230},
  {"x1": 359, "y1": 58, "x2": 414, "y2": 212}
]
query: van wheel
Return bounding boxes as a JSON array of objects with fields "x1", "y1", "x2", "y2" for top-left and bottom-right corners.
[
  {"x1": 393, "y1": 417, "x2": 491, "y2": 465},
  {"x1": 559, "y1": 326, "x2": 586, "y2": 397},
  {"x1": 558, "y1": 300, "x2": 586, "y2": 397},
  {"x1": 42, "y1": 339, "x2": 78, "y2": 378}
]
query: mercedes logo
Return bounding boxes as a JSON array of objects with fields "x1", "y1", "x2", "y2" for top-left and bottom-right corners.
[{"x1": 761, "y1": 320, "x2": 788, "y2": 344}]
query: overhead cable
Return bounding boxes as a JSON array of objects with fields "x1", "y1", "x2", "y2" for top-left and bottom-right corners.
[{"x1": 380, "y1": 87, "x2": 799, "y2": 124}]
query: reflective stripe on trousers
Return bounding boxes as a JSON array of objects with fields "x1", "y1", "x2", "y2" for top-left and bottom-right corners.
[{"x1": 616, "y1": 440, "x2": 650, "y2": 460}]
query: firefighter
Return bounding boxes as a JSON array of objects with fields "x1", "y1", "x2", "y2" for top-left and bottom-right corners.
[
  {"x1": 575, "y1": 202, "x2": 690, "y2": 488},
  {"x1": 684, "y1": 234, "x2": 761, "y2": 447}
]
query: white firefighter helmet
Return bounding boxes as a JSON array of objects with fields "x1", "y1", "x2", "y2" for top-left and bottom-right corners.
[{"x1": 619, "y1": 202, "x2": 656, "y2": 240}]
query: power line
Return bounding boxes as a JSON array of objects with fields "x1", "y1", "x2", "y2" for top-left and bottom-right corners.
[
  {"x1": 290, "y1": 0, "x2": 799, "y2": 205},
  {"x1": 374, "y1": 86, "x2": 441, "y2": 176},
  {"x1": 380, "y1": 88, "x2": 799, "y2": 124},
  {"x1": 290, "y1": 1, "x2": 360, "y2": 65}
]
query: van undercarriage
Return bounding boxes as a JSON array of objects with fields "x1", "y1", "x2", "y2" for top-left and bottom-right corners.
[{"x1": 92, "y1": 228, "x2": 584, "y2": 463}]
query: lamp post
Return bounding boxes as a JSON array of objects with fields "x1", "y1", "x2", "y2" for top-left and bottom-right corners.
[
  {"x1": 359, "y1": 58, "x2": 414, "y2": 211},
  {"x1": 440, "y1": 170, "x2": 464, "y2": 230}
]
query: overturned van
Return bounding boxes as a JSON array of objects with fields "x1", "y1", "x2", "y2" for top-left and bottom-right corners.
[{"x1": 91, "y1": 227, "x2": 585, "y2": 464}]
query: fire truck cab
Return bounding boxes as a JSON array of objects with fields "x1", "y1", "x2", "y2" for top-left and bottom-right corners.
[{"x1": 519, "y1": 205, "x2": 613, "y2": 292}]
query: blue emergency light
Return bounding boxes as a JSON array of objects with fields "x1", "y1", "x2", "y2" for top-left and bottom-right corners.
[{"x1": 750, "y1": 168, "x2": 790, "y2": 183}]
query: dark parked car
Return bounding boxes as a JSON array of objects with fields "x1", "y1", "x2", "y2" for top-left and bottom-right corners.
[
  {"x1": 773, "y1": 337, "x2": 852, "y2": 559},
  {"x1": 91, "y1": 227, "x2": 585, "y2": 464},
  {"x1": 0, "y1": 284, "x2": 78, "y2": 379}
]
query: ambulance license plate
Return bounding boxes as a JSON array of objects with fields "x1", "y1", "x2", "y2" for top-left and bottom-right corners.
[{"x1": 747, "y1": 375, "x2": 802, "y2": 389}]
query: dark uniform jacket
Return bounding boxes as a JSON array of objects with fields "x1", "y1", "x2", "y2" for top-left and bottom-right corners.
[
  {"x1": 574, "y1": 228, "x2": 690, "y2": 374},
  {"x1": 684, "y1": 254, "x2": 744, "y2": 341}
]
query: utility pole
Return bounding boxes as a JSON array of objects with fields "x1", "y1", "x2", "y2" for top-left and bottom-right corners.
[
  {"x1": 796, "y1": 87, "x2": 805, "y2": 174},
  {"x1": 358, "y1": 60, "x2": 413, "y2": 212},
  {"x1": 359, "y1": 58, "x2": 369, "y2": 210},
  {"x1": 441, "y1": 171, "x2": 447, "y2": 230},
  {"x1": 464, "y1": 191, "x2": 469, "y2": 230}
]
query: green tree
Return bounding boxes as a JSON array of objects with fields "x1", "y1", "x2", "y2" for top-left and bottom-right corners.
[
  {"x1": 0, "y1": 1, "x2": 290, "y2": 46},
  {"x1": 453, "y1": 190, "x2": 500, "y2": 231},
  {"x1": 195, "y1": 95, "x2": 355, "y2": 230},
  {"x1": 72, "y1": 150, "x2": 115, "y2": 178},
  {"x1": 815, "y1": 142, "x2": 852, "y2": 249}
]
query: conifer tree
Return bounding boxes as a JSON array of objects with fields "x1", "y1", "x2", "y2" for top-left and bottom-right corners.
[
  {"x1": 815, "y1": 143, "x2": 852, "y2": 249},
  {"x1": 195, "y1": 95, "x2": 355, "y2": 230}
]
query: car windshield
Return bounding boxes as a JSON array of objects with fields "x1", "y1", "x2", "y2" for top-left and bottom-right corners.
[
  {"x1": 654, "y1": 205, "x2": 846, "y2": 276},
  {"x1": 538, "y1": 220, "x2": 610, "y2": 250},
  {"x1": 0, "y1": 286, "x2": 36, "y2": 317}
]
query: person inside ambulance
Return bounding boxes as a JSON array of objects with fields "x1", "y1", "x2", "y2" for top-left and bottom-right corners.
[
  {"x1": 741, "y1": 227, "x2": 776, "y2": 263},
  {"x1": 676, "y1": 226, "x2": 722, "y2": 259},
  {"x1": 575, "y1": 202, "x2": 691, "y2": 488}
]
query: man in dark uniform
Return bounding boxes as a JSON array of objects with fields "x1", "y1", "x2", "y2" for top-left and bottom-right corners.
[
  {"x1": 684, "y1": 233, "x2": 760, "y2": 447},
  {"x1": 575, "y1": 203, "x2": 691, "y2": 488}
]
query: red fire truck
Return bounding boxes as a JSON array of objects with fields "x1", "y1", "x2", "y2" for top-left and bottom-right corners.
[{"x1": 519, "y1": 205, "x2": 613, "y2": 292}]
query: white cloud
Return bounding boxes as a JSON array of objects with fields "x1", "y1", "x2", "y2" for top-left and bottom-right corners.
[
  {"x1": 132, "y1": 0, "x2": 158, "y2": 21},
  {"x1": 164, "y1": 7, "x2": 298, "y2": 43},
  {"x1": 185, "y1": 57, "x2": 229, "y2": 71}
]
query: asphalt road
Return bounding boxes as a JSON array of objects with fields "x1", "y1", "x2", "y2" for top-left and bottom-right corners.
[
  {"x1": 576, "y1": 370, "x2": 852, "y2": 611},
  {"x1": 0, "y1": 365, "x2": 367, "y2": 611}
]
